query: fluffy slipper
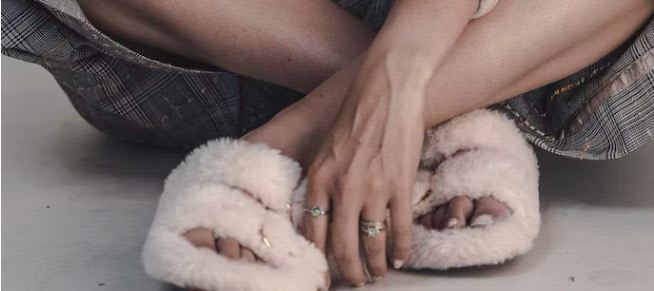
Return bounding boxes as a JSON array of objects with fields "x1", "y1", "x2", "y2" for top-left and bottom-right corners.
[
  {"x1": 407, "y1": 109, "x2": 540, "y2": 269},
  {"x1": 141, "y1": 140, "x2": 328, "y2": 291},
  {"x1": 142, "y1": 109, "x2": 539, "y2": 290}
]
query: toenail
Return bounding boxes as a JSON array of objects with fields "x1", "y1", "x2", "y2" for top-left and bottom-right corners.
[
  {"x1": 446, "y1": 218, "x2": 458, "y2": 228},
  {"x1": 393, "y1": 259, "x2": 405, "y2": 269},
  {"x1": 471, "y1": 214, "x2": 494, "y2": 228}
]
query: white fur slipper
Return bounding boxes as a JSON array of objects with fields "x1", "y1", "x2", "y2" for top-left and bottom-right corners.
[
  {"x1": 142, "y1": 109, "x2": 539, "y2": 290},
  {"x1": 141, "y1": 140, "x2": 328, "y2": 291},
  {"x1": 407, "y1": 109, "x2": 540, "y2": 269}
]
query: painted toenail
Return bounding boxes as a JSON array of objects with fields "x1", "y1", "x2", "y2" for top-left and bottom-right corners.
[
  {"x1": 393, "y1": 259, "x2": 405, "y2": 269},
  {"x1": 446, "y1": 218, "x2": 458, "y2": 228},
  {"x1": 372, "y1": 276, "x2": 384, "y2": 281},
  {"x1": 471, "y1": 214, "x2": 494, "y2": 228}
]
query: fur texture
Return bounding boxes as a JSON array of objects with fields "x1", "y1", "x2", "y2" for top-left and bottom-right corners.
[
  {"x1": 407, "y1": 111, "x2": 540, "y2": 269},
  {"x1": 142, "y1": 140, "x2": 328, "y2": 291},
  {"x1": 142, "y1": 110, "x2": 540, "y2": 290}
]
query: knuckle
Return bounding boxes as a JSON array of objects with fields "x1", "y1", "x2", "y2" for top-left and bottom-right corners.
[
  {"x1": 330, "y1": 239, "x2": 347, "y2": 258},
  {"x1": 332, "y1": 247, "x2": 357, "y2": 266},
  {"x1": 334, "y1": 177, "x2": 353, "y2": 193},
  {"x1": 364, "y1": 240, "x2": 385, "y2": 256},
  {"x1": 394, "y1": 239, "x2": 412, "y2": 256},
  {"x1": 393, "y1": 228, "x2": 413, "y2": 249},
  {"x1": 369, "y1": 180, "x2": 391, "y2": 198},
  {"x1": 308, "y1": 168, "x2": 329, "y2": 187}
]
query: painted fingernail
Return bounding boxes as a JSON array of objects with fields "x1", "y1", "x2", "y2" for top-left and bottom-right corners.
[
  {"x1": 471, "y1": 214, "x2": 494, "y2": 228},
  {"x1": 393, "y1": 259, "x2": 405, "y2": 269},
  {"x1": 446, "y1": 218, "x2": 458, "y2": 228}
]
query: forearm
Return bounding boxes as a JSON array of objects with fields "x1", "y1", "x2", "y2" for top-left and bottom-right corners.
[
  {"x1": 335, "y1": 0, "x2": 478, "y2": 133},
  {"x1": 365, "y1": 0, "x2": 479, "y2": 72},
  {"x1": 283, "y1": 0, "x2": 480, "y2": 144}
]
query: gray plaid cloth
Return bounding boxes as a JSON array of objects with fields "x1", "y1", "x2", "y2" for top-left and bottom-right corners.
[{"x1": 3, "y1": 0, "x2": 653, "y2": 159}]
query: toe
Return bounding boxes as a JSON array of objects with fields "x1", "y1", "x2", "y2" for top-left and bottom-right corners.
[
  {"x1": 430, "y1": 205, "x2": 447, "y2": 230},
  {"x1": 183, "y1": 227, "x2": 216, "y2": 250},
  {"x1": 216, "y1": 237, "x2": 241, "y2": 260},
  {"x1": 470, "y1": 196, "x2": 512, "y2": 228},
  {"x1": 418, "y1": 213, "x2": 434, "y2": 229},
  {"x1": 444, "y1": 196, "x2": 474, "y2": 229},
  {"x1": 240, "y1": 247, "x2": 256, "y2": 262}
]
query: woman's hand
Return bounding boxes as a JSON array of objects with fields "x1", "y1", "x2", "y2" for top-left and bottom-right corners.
[
  {"x1": 299, "y1": 0, "x2": 479, "y2": 286},
  {"x1": 301, "y1": 53, "x2": 430, "y2": 285}
]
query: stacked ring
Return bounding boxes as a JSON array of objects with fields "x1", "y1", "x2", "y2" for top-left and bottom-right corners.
[{"x1": 359, "y1": 220, "x2": 387, "y2": 237}]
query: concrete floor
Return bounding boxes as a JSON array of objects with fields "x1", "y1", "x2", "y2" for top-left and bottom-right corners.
[{"x1": 2, "y1": 55, "x2": 653, "y2": 291}]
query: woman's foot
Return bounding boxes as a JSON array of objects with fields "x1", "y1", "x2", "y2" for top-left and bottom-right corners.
[
  {"x1": 417, "y1": 196, "x2": 511, "y2": 230},
  {"x1": 183, "y1": 198, "x2": 511, "y2": 268},
  {"x1": 183, "y1": 228, "x2": 260, "y2": 262}
]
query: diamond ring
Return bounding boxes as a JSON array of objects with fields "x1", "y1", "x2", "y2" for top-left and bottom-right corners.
[
  {"x1": 304, "y1": 206, "x2": 329, "y2": 218},
  {"x1": 359, "y1": 220, "x2": 387, "y2": 237}
]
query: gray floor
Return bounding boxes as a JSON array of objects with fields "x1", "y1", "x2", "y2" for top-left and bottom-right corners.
[{"x1": 2, "y1": 55, "x2": 653, "y2": 291}]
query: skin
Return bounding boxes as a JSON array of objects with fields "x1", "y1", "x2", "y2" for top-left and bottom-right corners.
[{"x1": 78, "y1": 0, "x2": 654, "y2": 288}]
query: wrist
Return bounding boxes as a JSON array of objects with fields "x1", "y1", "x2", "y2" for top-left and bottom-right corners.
[{"x1": 358, "y1": 49, "x2": 435, "y2": 100}]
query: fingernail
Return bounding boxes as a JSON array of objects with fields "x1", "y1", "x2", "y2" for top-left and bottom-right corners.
[
  {"x1": 393, "y1": 259, "x2": 405, "y2": 269},
  {"x1": 446, "y1": 218, "x2": 458, "y2": 228},
  {"x1": 471, "y1": 214, "x2": 494, "y2": 228}
]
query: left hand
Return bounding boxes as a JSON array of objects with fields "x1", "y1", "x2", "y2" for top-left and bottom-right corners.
[{"x1": 301, "y1": 56, "x2": 429, "y2": 286}]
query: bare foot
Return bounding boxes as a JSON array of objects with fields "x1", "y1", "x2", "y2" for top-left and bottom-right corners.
[
  {"x1": 183, "y1": 228, "x2": 259, "y2": 262},
  {"x1": 182, "y1": 228, "x2": 259, "y2": 291},
  {"x1": 417, "y1": 195, "x2": 511, "y2": 230}
]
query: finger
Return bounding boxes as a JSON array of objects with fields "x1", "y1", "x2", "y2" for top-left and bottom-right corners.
[
  {"x1": 330, "y1": 199, "x2": 367, "y2": 286},
  {"x1": 183, "y1": 227, "x2": 216, "y2": 250},
  {"x1": 216, "y1": 237, "x2": 241, "y2": 260},
  {"x1": 361, "y1": 199, "x2": 389, "y2": 280},
  {"x1": 389, "y1": 192, "x2": 413, "y2": 269},
  {"x1": 301, "y1": 179, "x2": 331, "y2": 253},
  {"x1": 240, "y1": 247, "x2": 256, "y2": 262},
  {"x1": 444, "y1": 196, "x2": 474, "y2": 229}
]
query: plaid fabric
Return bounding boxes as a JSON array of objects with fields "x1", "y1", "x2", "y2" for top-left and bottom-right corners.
[{"x1": 2, "y1": 0, "x2": 653, "y2": 159}]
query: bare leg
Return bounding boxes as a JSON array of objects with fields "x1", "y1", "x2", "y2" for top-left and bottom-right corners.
[{"x1": 77, "y1": 0, "x2": 374, "y2": 92}]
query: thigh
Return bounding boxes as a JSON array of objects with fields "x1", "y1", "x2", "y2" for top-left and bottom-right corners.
[
  {"x1": 423, "y1": 0, "x2": 654, "y2": 124},
  {"x1": 78, "y1": 0, "x2": 375, "y2": 93}
]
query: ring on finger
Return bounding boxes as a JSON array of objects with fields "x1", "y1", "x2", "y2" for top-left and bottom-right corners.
[
  {"x1": 304, "y1": 206, "x2": 330, "y2": 218},
  {"x1": 359, "y1": 219, "x2": 387, "y2": 237}
]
